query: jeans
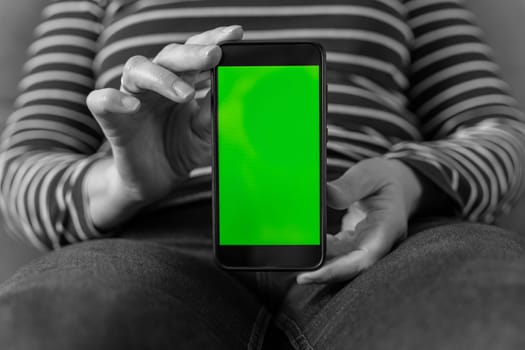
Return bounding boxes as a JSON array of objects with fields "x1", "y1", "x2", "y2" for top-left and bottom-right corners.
[{"x1": 1, "y1": 200, "x2": 525, "y2": 350}]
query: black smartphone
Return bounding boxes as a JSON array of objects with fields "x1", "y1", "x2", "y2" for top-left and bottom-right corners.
[{"x1": 211, "y1": 42, "x2": 326, "y2": 270}]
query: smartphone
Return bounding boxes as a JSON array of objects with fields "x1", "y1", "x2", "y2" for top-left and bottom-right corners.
[{"x1": 212, "y1": 42, "x2": 326, "y2": 270}]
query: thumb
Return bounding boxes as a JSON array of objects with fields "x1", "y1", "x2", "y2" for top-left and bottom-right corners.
[{"x1": 327, "y1": 159, "x2": 386, "y2": 209}]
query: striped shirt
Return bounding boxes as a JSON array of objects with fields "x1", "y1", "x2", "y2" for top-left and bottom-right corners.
[{"x1": 1, "y1": 0, "x2": 525, "y2": 250}]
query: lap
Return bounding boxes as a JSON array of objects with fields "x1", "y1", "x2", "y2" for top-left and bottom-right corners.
[
  {"x1": 276, "y1": 222, "x2": 525, "y2": 350},
  {"x1": 2, "y1": 219, "x2": 525, "y2": 350},
  {"x1": 0, "y1": 238, "x2": 266, "y2": 350}
]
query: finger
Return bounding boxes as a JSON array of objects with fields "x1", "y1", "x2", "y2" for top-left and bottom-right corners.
[
  {"x1": 298, "y1": 209, "x2": 405, "y2": 284},
  {"x1": 182, "y1": 25, "x2": 243, "y2": 84},
  {"x1": 195, "y1": 71, "x2": 211, "y2": 90},
  {"x1": 87, "y1": 88, "x2": 141, "y2": 117},
  {"x1": 191, "y1": 87, "x2": 211, "y2": 142},
  {"x1": 354, "y1": 211, "x2": 404, "y2": 257},
  {"x1": 327, "y1": 159, "x2": 387, "y2": 210},
  {"x1": 185, "y1": 25, "x2": 244, "y2": 45},
  {"x1": 152, "y1": 43, "x2": 222, "y2": 73},
  {"x1": 297, "y1": 249, "x2": 371, "y2": 284},
  {"x1": 326, "y1": 232, "x2": 358, "y2": 259},
  {"x1": 181, "y1": 91, "x2": 212, "y2": 169},
  {"x1": 121, "y1": 55, "x2": 194, "y2": 103},
  {"x1": 341, "y1": 202, "x2": 367, "y2": 231}
]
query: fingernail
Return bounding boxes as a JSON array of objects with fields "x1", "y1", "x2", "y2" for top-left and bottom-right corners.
[
  {"x1": 222, "y1": 25, "x2": 241, "y2": 33},
  {"x1": 121, "y1": 95, "x2": 140, "y2": 111},
  {"x1": 172, "y1": 81, "x2": 194, "y2": 100}
]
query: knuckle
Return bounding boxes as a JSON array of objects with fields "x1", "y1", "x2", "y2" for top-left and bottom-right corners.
[
  {"x1": 122, "y1": 56, "x2": 150, "y2": 90},
  {"x1": 156, "y1": 43, "x2": 179, "y2": 59},
  {"x1": 214, "y1": 26, "x2": 228, "y2": 34},
  {"x1": 124, "y1": 55, "x2": 147, "y2": 72},
  {"x1": 120, "y1": 73, "x2": 128, "y2": 88},
  {"x1": 186, "y1": 27, "x2": 222, "y2": 45},
  {"x1": 121, "y1": 69, "x2": 137, "y2": 90},
  {"x1": 163, "y1": 43, "x2": 180, "y2": 53},
  {"x1": 185, "y1": 33, "x2": 203, "y2": 44}
]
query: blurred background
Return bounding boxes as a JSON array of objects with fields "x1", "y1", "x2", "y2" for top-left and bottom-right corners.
[{"x1": 1, "y1": 0, "x2": 525, "y2": 282}]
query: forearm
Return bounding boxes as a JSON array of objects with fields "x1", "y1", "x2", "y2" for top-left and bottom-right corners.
[
  {"x1": 399, "y1": 0, "x2": 525, "y2": 221},
  {"x1": 385, "y1": 118, "x2": 525, "y2": 222}
]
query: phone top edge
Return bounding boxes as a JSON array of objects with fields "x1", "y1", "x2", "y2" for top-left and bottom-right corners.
[{"x1": 217, "y1": 41, "x2": 326, "y2": 67}]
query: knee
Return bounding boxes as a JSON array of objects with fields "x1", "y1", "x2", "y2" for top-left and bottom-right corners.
[
  {"x1": 0, "y1": 239, "x2": 257, "y2": 350},
  {"x1": 382, "y1": 222, "x2": 525, "y2": 298},
  {"x1": 370, "y1": 223, "x2": 525, "y2": 349},
  {"x1": 0, "y1": 239, "x2": 195, "y2": 350},
  {"x1": 1, "y1": 238, "x2": 192, "y2": 292},
  {"x1": 403, "y1": 222, "x2": 525, "y2": 264},
  {"x1": 371, "y1": 255, "x2": 525, "y2": 350},
  {"x1": 318, "y1": 223, "x2": 525, "y2": 350}
]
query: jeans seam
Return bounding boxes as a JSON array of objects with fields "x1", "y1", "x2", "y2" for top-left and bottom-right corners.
[
  {"x1": 303, "y1": 286, "x2": 355, "y2": 346},
  {"x1": 274, "y1": 312, "x2": 315, "y2": 350},
  {"x1": 248, "y1": 307, "x2": 272, "y2": 350}
]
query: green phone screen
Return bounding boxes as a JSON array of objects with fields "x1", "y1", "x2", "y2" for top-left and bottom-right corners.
[{"x1": 217, "y1": 65, "x2": 320, "y2": 245}]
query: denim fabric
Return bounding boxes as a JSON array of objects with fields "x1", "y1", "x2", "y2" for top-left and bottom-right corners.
[
  {"x1": 0, "y1": 201, "x2": 525, "y2": 349},
  {"x1": 274, "y1": 222, "x2": 525, "y2": 349}
]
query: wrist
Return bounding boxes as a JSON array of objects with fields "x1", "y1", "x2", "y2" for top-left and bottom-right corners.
[
  {"x1": 85, "y1": 157, "x2": 146, "y2": 231},
  {"x1": 385, "y1": 159, "x2": 424, "y2": 217}
]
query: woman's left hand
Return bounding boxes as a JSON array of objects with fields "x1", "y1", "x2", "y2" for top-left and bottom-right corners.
[{"x1": 297, "y1": 158, "x2": 424, "y2": 284}]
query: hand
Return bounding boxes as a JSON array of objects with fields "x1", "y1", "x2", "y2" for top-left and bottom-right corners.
[
  {"x1": 297, "y1": 158, "x2": 424, "y2": 284},
  {"x1": 85, "y1": 25, "x2": 243, "y2": 229}
]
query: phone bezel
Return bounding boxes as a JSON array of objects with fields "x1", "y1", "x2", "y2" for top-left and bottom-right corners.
[{"x1": 211, "y1": 41, "x2": 326, "y2": 270}]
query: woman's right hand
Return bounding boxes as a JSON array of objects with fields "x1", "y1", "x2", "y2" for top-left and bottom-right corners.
[{"x1": 85, "y1": 25, "x2": 243, "y2": 230}]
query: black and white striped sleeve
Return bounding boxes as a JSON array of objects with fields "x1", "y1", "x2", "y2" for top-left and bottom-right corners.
[
  {"x1": 385, "y1": 0, "x2": 525, "y2": 222},
  {"x1": 0, "y1": 0, "x2": 108, "y2": 250}
]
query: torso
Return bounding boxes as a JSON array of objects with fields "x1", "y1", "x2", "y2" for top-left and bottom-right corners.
[{"x1": 94, "y1": 0, "x2": 418, "y2": 207}]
